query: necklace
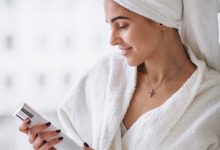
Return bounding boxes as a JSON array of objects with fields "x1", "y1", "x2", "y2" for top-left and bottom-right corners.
[{"x1": 143, "y1": 59, "x2": 187, "y2": 98}]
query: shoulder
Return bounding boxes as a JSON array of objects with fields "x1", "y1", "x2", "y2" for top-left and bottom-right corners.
[
  {"x1": 194, "y1": 65, "x2": 220, "y2": 113},
  {"x1": 197, "y1": 66, "x2": 220, "y2": 98},
  {"x1": 177, "y1": 67, "x2": 220, "y2": 147},
  {"x1": 189, "y1": 66, "x2": 220, "y2": 138},
  {"x1": 187, "y1": 47, "x2": 220, "y2": 99}
]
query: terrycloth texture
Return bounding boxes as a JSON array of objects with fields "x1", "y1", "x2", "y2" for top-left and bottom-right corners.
[
  {"x1": 113, "y1": 0, "x2": 182, "y2": 29},
  {"x1": 180, "y1": 0, "x2": 220, "y2": 72},
  {"x1": 58, "y1": 50, "x2": 220, "y2": 150},
  {"x1": 120, "y1": 123, "x2": 127, "y2": 137},
  {"x1": 113, "y1": 0, "x2": 220, "y2": 73}
]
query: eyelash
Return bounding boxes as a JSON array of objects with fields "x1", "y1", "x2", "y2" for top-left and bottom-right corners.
[
  {"x1": 118, "y1": 25, "x2": 128, "y2": 29},
  {"x1": 117, "y1": 23, "x2": 128, "y2": 30},
  {"x1": 109, "y1": 23, "x2": 128, "y2": 30}
]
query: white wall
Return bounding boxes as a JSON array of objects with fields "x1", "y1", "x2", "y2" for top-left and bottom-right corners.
[
  {"x1": 0, "y1": 0, "x2": 115, "y2": 114},
  {"x1": 0, "y1": 0, "x2": 116, "y2": 149}
]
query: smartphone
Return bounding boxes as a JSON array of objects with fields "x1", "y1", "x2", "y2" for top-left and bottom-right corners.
[{"x1": 13, "y1": 102, "x2": 82, "y2": 150}]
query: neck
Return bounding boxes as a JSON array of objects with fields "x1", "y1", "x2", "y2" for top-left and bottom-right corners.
[{"x1": 142, "y1": 33, "x2": 191, "y2": 86}]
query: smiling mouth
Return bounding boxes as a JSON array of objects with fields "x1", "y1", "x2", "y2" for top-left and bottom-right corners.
[{"x1": 120, "y1": 47, "x2": 132, "y2": 56}]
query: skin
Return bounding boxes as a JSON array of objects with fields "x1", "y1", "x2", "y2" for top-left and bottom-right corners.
[
  {"x1": 19, "y1": 118, "x2": 61, "y2": 150},
  {"x1": 19, "y1": 118, "x2": 94, "y2": 150},
  {"x1": 104, "y1": 0, "x2": 196, "y2": 129},
  {"x1": 19, "y1": 0, "x2": 196, "y2": 149}
]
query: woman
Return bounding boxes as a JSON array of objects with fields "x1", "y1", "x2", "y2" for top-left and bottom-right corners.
[{"x1": 19, "y1": 0, "x2": 220, "y2": 149}]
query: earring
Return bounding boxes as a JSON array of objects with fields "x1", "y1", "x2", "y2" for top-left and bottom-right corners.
[{"x1": 159, "y1": 23, "x2": 166, "y2": 30}]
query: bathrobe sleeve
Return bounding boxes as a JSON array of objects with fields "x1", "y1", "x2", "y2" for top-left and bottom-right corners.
[{"x1": 57, "y1": 52, "x2": 121, "y2": 147}]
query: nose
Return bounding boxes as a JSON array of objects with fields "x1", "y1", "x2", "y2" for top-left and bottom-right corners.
[{"x1": 109, "y1": 30, "x2": 121, "y2": 46}]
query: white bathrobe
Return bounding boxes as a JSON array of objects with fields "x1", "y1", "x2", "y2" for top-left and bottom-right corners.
[{"x1": 57, "y1": 49, "x2": 220, "y2": 150}]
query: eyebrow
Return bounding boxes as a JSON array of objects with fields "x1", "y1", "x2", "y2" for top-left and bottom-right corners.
[{"x1": 109, "y1": 16, "x2": 130, "y2": 23}]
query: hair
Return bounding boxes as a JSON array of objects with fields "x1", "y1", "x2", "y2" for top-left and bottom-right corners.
[{"x1": 137, "y1": 63, "x2": 146, "y2": 73}]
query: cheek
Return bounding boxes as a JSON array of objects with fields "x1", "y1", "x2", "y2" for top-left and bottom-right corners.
[
  {"x1": 127, "y1": 27, "x2": 149, "y2": 46},
  {"x1": 130, "y1": 31, "x2": 160, "y2": 64},
  {"x1": 122, "y1": 26, "x2": 161, "y2": 66},
  {"x1": 129, "y1": 32, "x2": 150, "y2": 54},
  {"x1": 134, "y1": 30, "x2": 159, "y2": 53}
]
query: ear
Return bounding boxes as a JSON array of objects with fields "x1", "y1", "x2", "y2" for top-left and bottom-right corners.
[{"x1": 159, "y1": 23, "x2": 166, "y2": 30}]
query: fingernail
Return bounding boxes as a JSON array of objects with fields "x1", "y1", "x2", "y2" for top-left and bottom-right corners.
[
  {"x1": 45, "y1": 122, "x2": 51, "y2": 126},
  {"x1": 84, "y1": 142, "x2": 89, "y2": 147},
  {"x1": 58, "y1": 137, "x2": 63, "y2": 141},
  {"x1": 55, "y1": 129, "x2": 61, "y2": 133}
]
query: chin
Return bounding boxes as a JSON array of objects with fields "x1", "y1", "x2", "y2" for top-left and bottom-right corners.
[{"x1": 126, "y1": 59, "x2": 142, "y2": 67}]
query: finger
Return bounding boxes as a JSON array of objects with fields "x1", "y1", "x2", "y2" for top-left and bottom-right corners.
[
  {"x1": 18, "y1": 118, "x2": 31, "y2": 134},
  {"x1": 39, "y1": 137, "x2": 63, "y2": 150},
  {"x1": 33, "y1": 130, "x2": 61, "y2": 149},
  {"x1": 28, "y1": 122, "x2": 51, "y2": 144},
  {"x1": 33, "y1": 139, "x2": 47, "y2": 150}
]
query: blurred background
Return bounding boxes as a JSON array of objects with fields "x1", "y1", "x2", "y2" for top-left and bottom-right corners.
[
  {"x1": 0, "y1": 0, "x2": 115, "y2": 149},
  {"x1": 0, "y1": 0, "x2": 219, "y2": 149}
]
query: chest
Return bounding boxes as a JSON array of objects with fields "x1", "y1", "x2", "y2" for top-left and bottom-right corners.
[{"x1": 122, "y1": 77, "x2": 182, "y2": 129}]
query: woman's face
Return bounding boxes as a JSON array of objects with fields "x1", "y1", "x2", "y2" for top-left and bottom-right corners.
[{"x1": 104, "y1": 0, "x2": 164, "y2": 66}]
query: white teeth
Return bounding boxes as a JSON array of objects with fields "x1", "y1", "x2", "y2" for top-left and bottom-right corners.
[
  {"x1": 121, "y1": 49, "x2": 131, "y2": 56},
  {"x1": 122, "y1": 50, "x2": 126, "y2": 55}
]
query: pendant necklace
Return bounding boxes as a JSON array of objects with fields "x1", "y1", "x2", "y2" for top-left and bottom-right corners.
[{"x1": 143, "y1": 59, "x2": 187, "y2": 98}]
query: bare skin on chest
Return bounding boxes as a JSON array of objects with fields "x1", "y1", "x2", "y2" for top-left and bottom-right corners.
[
  {"x1": 122, "y1": 66, "x2": 195, "y2": 130},
  {"x1": 122, "y1": 73, "x2": 170, "y2": 129}
]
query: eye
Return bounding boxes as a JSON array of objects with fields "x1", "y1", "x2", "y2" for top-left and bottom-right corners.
[
  {"x1": 119, "y1": 25, "x2": 128, "y2": 29},
  {"x1": 117, "y1": 22, "x2": 128, "y2": 29}
]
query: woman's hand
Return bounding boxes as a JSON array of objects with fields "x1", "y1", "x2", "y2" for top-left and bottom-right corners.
[{"x1": 19, "y1": 118, "x2": 63, "y2": 150}]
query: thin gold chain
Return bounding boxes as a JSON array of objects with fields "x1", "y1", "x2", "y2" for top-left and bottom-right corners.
[{"x1": 143, "y1": 58, "x2": 188, "y2": 98}]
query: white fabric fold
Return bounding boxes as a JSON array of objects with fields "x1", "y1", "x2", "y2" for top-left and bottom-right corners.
[{"x1": 58, "y1": 53, "x2": 137, "y2": 149}]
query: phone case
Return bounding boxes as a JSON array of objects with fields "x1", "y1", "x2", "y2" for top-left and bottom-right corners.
[{"x1": 13, "y1": 102, "x2": 83, "y2": 150}]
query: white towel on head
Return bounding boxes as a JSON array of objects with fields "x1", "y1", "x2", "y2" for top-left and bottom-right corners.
[
  {"x1": 113, "y1": 0, "x2": 220, "y2": 73},
  {"x1": 113, "y1": 0, "x2": 182, "y2": 29},
  {"x1": 180, "y1": 0, "x2": 220, "y2": 72}
]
